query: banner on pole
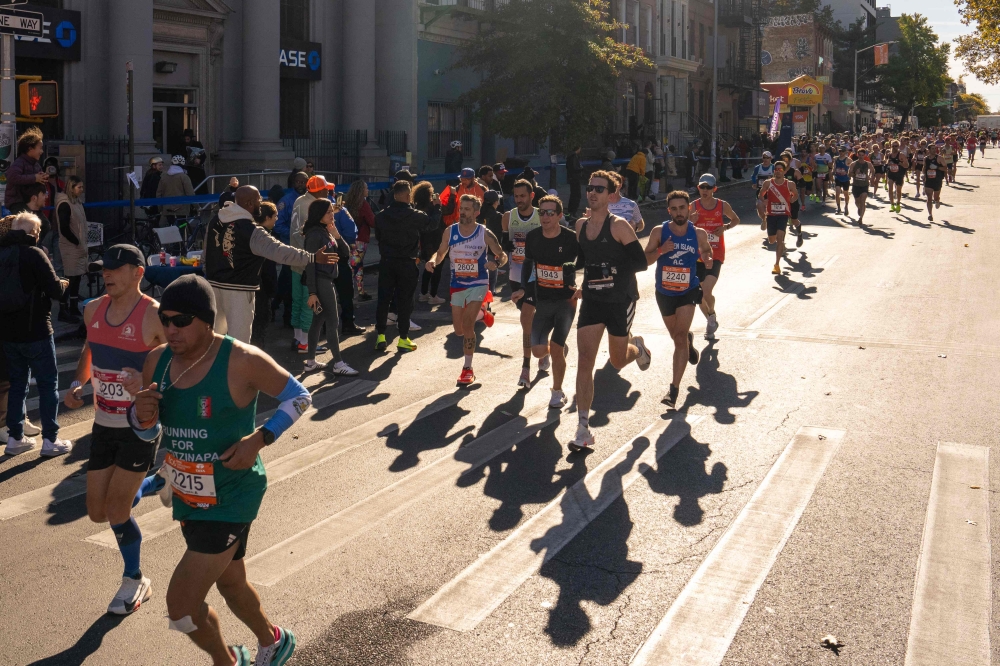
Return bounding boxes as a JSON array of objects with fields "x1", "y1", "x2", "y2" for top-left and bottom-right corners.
[
  {"x1": 769, "y1": 99, "x2": 781, "y2": 138},
  {"x1": 874, "y1": 43, "x2": 889, "y2": 66}
]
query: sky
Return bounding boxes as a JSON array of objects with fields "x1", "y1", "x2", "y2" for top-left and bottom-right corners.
[{"x1": 898, "y1": 0, "x2": 1000, "y2": 111}]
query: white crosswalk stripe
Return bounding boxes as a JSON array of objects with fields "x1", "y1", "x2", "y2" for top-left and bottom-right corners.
[
  {"x1": 903, "y1": 442, "x2": 991, "y2": 666},
  {"x1": 408, "y1": 413, "x2": 704, "y2": 632},
  {"x1": 629, "y1": 426, "x2": 845, "y2": 666}
]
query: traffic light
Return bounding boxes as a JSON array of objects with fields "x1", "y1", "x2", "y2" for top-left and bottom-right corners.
[{"x1": 18, "y1": 81, "x2": 58, "y2": 118}]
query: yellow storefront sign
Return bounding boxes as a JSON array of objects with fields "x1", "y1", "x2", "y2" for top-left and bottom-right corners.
[{"x1": 787, "y1": 74, "x2": 823, "y2": 106}]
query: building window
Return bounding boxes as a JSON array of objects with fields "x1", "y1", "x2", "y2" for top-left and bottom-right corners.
[
  {"x1": 623, "y1": 81, "x2": 637, "y2": 133},
  {"x1": 153, "y1": 88, "x2": 198, "y2": 157},
  {"x1": 698, "y1": 23, "x2": 705, "y2": 60},
  {"x1": 427, "y1": 101, "x2": 471, "y2": 160},
  {"x1": 514, "y1": 136, "x2": 539, "y2": 155},
  {"x1": 681, "y1": 6, "x2": 687, "y2": 58},
  {"x1": 280, "y1": 79, "x2": 310, "y2": 137},
  {"x1": 280, "y1": 0, "x2": 310, "y2": 41},
  {"x1": 671, "y1": 1, "x2": 677, "y2": 56}
]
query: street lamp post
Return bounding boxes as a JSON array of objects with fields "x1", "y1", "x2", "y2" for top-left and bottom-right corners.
[
  {"x1": 710, "y1": 0, "x2": 719, "y2": 176},
  {"x1": 853, "y1": 41, "x2": 897, "y2": 135}
]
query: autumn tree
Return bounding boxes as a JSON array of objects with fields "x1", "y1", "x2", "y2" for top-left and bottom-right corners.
[
  {"x1": 454, "y1": 0, "x2": 652, "y2": 153},
  {"x1": 955, "y1": 91, "x2": 991, "y2": 120},
  {"x1": 876, "y1": 14, "x2": 950, "y2": 128},
  {"x1": 955, "y1": 0, "x2": 1000, "y2": 84}
]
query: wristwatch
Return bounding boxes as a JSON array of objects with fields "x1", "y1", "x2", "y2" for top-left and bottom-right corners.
[{"x1": 259, "y1": 427, "x2": 276, "y2": 446}]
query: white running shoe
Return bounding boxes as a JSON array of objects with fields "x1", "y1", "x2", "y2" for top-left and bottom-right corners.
[
  {"x1": 156, "y1": 467, "x2": 173, "y2": 507},
  {"x1": 428, "y1": 296, "x2": 447, "y2": 305},
  {"x1": 568, "y1": 425, "x2": 595, "y2": 452},
  {"x1": 303, "y1": 359, "x2": 327, "y2": 372},
  {"x1": 633, "y1": 336, "x2": 651, "y2": 371},
  {"x1": 549, "y1": 390, "x2": 567, "y2": 409},
  {"x1": 387, "y1": 313, "x2": 398, "y2": 325},
  {"x1": 538, "y1": 354, "x2": 551, "y2": 372},
  {"x1": 4, "y1": 436, "x2": 35, "y2": 456},
  {"x1": 107, "y1": 575, "x2": 152, "y2": 615},
  {"x1": 408, "y1": 319, "x2": 422, "y2": 331},
  {"x1": 22, "y1": 419, "x2": 40, "y2": 436},
  {"x1": 40, "y1": 438, "x2": 73, "y2": 457},
  {"x1": 517, "y1": 368, "x2": 531, "y2": 389},
  {"x1": 330, "y1": 361, "x2": 359, "y2": 376},
  {"x1": 417, "y1": 293, "x2": 430, "y2": 302},
  {"x1": 705, "y1": 313, "x2": 719, "y2": 339}
]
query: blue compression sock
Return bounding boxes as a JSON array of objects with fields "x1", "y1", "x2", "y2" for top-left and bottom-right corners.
[
  {"x1": 132, "y1": 474, "x2": 165, "y2": 508},
  {"x1": 111, "y1": 517, "x2": 143, "y2": 579}
]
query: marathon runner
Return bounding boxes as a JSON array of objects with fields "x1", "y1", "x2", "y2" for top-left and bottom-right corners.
[
  {"x1": 815, "y1": 145, "x2": 832, "y2": 202},
  {"x1": 751, "y1": 151, "x2": 775, "y2": 231},
  {"x1": 885, "y1": 141, "x2": 909, "y2": 214},
  {"x1": 63, "y1": 244, "x2": 167, "y2": 615},
  {"x1": 967, "y1": 133, "x2": 978, "y2": 166},
  {"x1": 570, "y1": 170, "x2": 650, "y2": 451},
  {"x1": 514, "y1": 195, "x2": 580, "y2": 408},
  {"x1": 870, "y1": 143, "x2": 884, "y2": 198},
  {"x1": 832, "y1": 146, "x2": 852, "y2": 216},
  {"x1": 501, "y1": 179, "x2": 548, "y2": 388},
  {"x1": 426, "y1": 194, "x2": 508, "y2": 386},
  {"x1": 922, "y1": 144, "x2": 945, "y2": 221},
  {"x1": 607, "y1": 172, "x2": 645, "y2": 232},
  {"x1": 942, "y1": 137, "x2": 957, "y2": 184},
  {"x1": 130, "y1": 274, "x2": 304, "y2": 665},
  {"x1": 848, "y1": 147, "x2": 872, "y2": 224},
  {"x1": 911, "y1": 140, "x2": 927, "y2": 199},
  {"x1": 979, "y1": 131, "x2": 987, "y2": 157},
  {"x1": 757, "y1": 160, "x2": 797, "y2": 275},
  {"x1": 644, "y1": 190, "x2": 714, "y2": 408},
  {"x1": 689, "y1": 174, "x2": 739, "y2": 339}
]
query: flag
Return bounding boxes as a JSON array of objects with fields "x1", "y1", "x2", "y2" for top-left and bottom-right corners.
[
  {"x1": 769, "y1": 99, "x2": 781, "y2": 138},
  {"x1": 874, "y1": 43, "x2": 889, "y2": 66}
]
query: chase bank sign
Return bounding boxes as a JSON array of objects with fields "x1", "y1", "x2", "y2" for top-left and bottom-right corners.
[
  {"x1": 12, "y1": 4, "x2": 81, "y2": 61},
  {"x1": 280, "y1": 40, "x2": 322, "y2": 81}
]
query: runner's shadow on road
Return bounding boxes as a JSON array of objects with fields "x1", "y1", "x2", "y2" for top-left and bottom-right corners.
[
  {"x1": 534, "y1": 435, "x2": 649, "y2": 647},
  {"x1": 26, "y1": 614, "x2": 126, "y2": 665},
  {"x1": 782, "y1": 252, "x2": 821, "y2": 278},
  {"x1": 587, "y1": 361, "x2": 640, "y2": 428},
  {"x1": 680, "y1": 341, "x2": 757, "y2": 425},
  {"x1": 938, "y1": 220, "x2": 975, "y2": 234},
  {"x1": 383, "y1": 394, "x2": 473, "y2": 472},
  {"x1": 442, "y1": 328, "x2": 512, "y2": 360},
  {"x1": 642, "y1": 434, "x2": 727, "y2": 526},
  {"x1": 858, "y1": 224, "x2": 895, "y2": 239},
  {"x1": 772, "y1": 274, "x2": 816, "y2": 300},
  {"x1": 898, "y1": 215, "x2": 930, "y2": 229}
]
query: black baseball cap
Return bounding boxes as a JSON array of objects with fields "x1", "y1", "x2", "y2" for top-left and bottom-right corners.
[{"x1": 89, "y1": 244, "x2": 145, "y2": 272}]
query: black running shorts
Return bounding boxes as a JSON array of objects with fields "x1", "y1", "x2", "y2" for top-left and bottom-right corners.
[
  {"x1": 578, "y1": 299, "x2": 635, "y2": 338},
  {"x1": 530, "y1": 298, "x2": 576, "y2": 348},
  {"x1": 696, "y1": 260, "x2": 722, "y2": 281},
  {"x1": 925, "y1": 179, "x2": 943, "y2": 192},
  {"x1": 852, "y1": 184, "x2": 869, "y2": 197},
  {"x1": 180, "y1": 520, "x2": 252, "y2": 560},
  {"x1": 655, "y1": 287, "x2": 703, "y2": 317},
  {"x1": 766, "y1": 215, "x2": 788, "y2": 236},
  {"x1": 87, "y1": 423, "x2": 159, "y2": 473}
]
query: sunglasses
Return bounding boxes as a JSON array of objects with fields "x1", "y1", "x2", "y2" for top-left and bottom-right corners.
[
  {"x1": 159, "y1": 313, "x2": 197, "y2": 328},
  {"x1": 539, "y1": 209, "x2": 560, "y2": 217},
  {"x1": 697, "y1": 184, "x2": 714, "y2": 190},
  {"x1": 586, "y1": 185, "x2": 607, "y2": 193}
]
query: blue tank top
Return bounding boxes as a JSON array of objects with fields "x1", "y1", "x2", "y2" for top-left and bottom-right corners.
[
  {"x1": 448, "y1": 223, "x2": 489, "y2": 289},
  {"x1": 655, "y1": 221, "x2": 701, "y2": 296},
  {"x1": 834, "y1": 158, "x2": 851, "y2": 183}
]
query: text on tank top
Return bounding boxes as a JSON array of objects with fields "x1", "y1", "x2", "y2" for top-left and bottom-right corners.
[
  {"x1": 656, "y1": 221, "x2": 701, "y2": 295},
  {"x1": 88, "y1": 295, "x2": 156, "y2": 428},
  {"x1": 508, "y1": 208, "x2": 540, "y2": 283},
  {"x1": 449, "y1": 223, "x2": 489, "y2": 289},
  {"x1": 579, "y1": 214, "x2": 635, "y2": 302},
  {"x1": 765, "y1": 180, "x2": 792, "y2": 216},
  {"x1": 693, "y1": 199, "x2": 726, "y2": 263}
]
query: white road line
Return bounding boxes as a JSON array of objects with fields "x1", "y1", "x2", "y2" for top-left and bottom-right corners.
[
  {"x1": 85, "y1": 382, "x2": 468, "y2": 549},
  {"x1": 629, "y1": 426, "x2": 844, "y2": 666},
  {"x1": 744, "y1": 255, "x2": 839, "y2": 331},
  {"x1": 408, "y1": 414, "x2": 704, "y2": 632},
  {"x1": 247, "y1": 391, "x2": 561, "y2": 586},
  {"x1": 904, "y1": 442, "x2": 991, "y2": 666},
  {"x1": 0, "y1": 380, "x2": 375, "y2": 522}
]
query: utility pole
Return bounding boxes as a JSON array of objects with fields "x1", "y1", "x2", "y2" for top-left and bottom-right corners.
[
  {"x1": 127, "y1": 61, "x2": 135, "y2": 241},
  {"x1": 854, "y1": 41, "x2": 896, "y2": 135},
  {"x1": 0, "y1": 33, "x2": 14, "y2": 173},
  {"x1": 710, "y1": 0, "x2": 719, "y2": 176}
]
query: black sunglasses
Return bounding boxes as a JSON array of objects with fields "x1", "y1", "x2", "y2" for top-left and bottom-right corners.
[
  {"x1": 697, "y1": 184, "x2": 714, "y2": 190},
  {"x1": 586, "y1": 185, "x2": 607, "y2": 193},
  {"x1": 159, "y1": 313, "x2": 197, "y2": 328}
]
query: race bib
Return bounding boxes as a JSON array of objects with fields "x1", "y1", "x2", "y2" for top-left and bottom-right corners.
[
  {"x1": 454, "y1": 258, "x2": 479, "y2": 279},
  {"x1": 889, "y1": 164, "x2": 899, "y2": 173},
  {"x1": 835, "y1": 168, "x2": 848, "y2": 176},
  {"x1": 94, "y1": 369, "x2": 131, "y2": 415},
  {"x1": 165, "y1": 453, "x2": 217, "y2": 508},
  {"x1": 769, "y1": 203, "x2": 787, "y2": 214},
  {"x1": 512, "y1": 236, "x2": 526, "y2": 263},
  {"x1": 706, "y1": 232, "x2": 720, "y2": 245},
  {"x1": 856, "y1": 172, "x2": 868, "y2": 181},
  {"x1": 536, "y1": 264, "x2": 564, "y2": 290},
  {"x1": 661, "y1": 266, "x2": 691, "y2": 292},
  {"x1": 926, "y1": 169, "x2": 937, "y2": 179}
]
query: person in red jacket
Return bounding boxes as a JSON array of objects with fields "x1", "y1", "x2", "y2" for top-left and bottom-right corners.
[
  {"x1": 441, "y1": 168, "x2": 486, "y2": 226},
  {"x1": 344, "y1": 180, "x2": 375, "y2": 300}
]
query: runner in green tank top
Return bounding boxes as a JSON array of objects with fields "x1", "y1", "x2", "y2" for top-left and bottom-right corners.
[{"x1": 130, "y1": 275, "x2": 310, "y2": 666}]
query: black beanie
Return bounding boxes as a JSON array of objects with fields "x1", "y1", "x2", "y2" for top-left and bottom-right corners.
[{"x1": 159, "y1": 274, "x2": 216, "y2": 326}]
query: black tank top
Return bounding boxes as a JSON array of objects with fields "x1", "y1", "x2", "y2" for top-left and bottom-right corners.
[{"x1": 578, "y1": 213, "x2": 638, "y2": 303}]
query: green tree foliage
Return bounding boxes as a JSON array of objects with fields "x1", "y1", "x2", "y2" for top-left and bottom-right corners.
[
  {"x1": 454, "y1": 0, "x2": 652, "y2": 151},
  {"x1": 876, "y1": 14, "x2": 950, "y2": 127},
  {"x1": 832, "y1": 17, "x2": 878, "y2": 92},
  {"x1": 955, "y1": 91, "x2": 991, "y2": 120},
  {"x1": 955, "y1": 0, "x2": 1000, "y2": 84},
  {"x1": 913, "y1": 104, "x2": 952, "y2": 128}
]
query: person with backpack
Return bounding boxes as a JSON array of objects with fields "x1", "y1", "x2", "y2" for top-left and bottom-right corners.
[{"x1": 0, "y1": 212, "x2": 72, "y2": 457}]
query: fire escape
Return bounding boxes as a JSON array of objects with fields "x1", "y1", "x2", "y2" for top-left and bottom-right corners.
[{"x1": 715, "y1": 0, "x2": 767, "y2": 94}]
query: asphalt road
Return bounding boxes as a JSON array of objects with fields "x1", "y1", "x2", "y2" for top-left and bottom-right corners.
[{"x1": 2, "y1": 155, "x2": 998, "y2": 666}]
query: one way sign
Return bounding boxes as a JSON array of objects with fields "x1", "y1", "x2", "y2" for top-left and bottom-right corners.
[{"x1": 0, "y1": 7, "x2": 42, "y2": 38}]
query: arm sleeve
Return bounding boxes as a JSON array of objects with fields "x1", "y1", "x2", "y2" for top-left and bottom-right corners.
[
  {"x1": 58, "y1": 203, "x2": 80, "y2": 245},
  {"x1": 250, "y1": 226, "x2": 313, "y2": 267},
  {"x1": 625, "y1": 240, "x2": 648, "y2": 273}
]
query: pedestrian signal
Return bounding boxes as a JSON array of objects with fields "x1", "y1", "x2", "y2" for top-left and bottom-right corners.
[{"x1": 18, "y1": 80, "x2": 58, "y2": 118}]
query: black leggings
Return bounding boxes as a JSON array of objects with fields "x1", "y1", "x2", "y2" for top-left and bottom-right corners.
[
  {"x1": 63, "y1": 275, "x2": 82, "y2": 312},
  {"x1": 307, "y1": 277, "x2": 342, "y2": 363},
  {"x1": 421, "y1": 263, "x2": 442, "y2": 297}
]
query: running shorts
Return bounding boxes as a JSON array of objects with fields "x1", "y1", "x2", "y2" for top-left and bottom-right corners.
[
  {"x1": 577, "y1": 299, "x2": 635, "y2": 338},
  {"x1": 655, "y1": 287, "x2": 703, "y2": 317},
  {"x1": 450, "y1": 285, "x2": 488, "y2": 308},
  {"x1": 835, "y1": 180, "x2": 850, "y2": 190},
  {"x1": 530, "y1": 298, "x2": 577, "y2": 348},
  {"x1": 180, "y1": 520, "x2": 252, "y2": 560},
  {"x1": 925, "y1": 179, "x2": 943, "y2": 192},
  {"x1": 874, "y1": 165, "x2": 884, "y2": 174},
  {"x1": 696, "y1": 260, "x2": 722, "y2": 282},
  {"x1": 509, "y1": 280, "x2": 536, "y2": 310},
  {"x1": 852, "y1": 184, "x2": 869, "y2": 197},
  {"x1": 887, "y1": 172, "x2": 905, "y2": 184},
  {"x1": 767, "y1": 215, "x2": 788, "y2": 236},
  {"x1": 87, "y1": 423, "x2": 159, "y2": 472}
]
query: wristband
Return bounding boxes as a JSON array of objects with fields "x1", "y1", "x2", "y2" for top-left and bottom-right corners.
[
  {"x1": 128, "y1": 404, "x2": 162, "y2": 442},
  {"x1": 70, "y1": 380, "x2": 82, "y2": 391}
]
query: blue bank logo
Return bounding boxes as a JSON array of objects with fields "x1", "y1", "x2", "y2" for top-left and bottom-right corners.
[
  {"x1": 308, "y1": 50, "x2": 320, "y2": 71},
  {"x1": 55, "y1": 21, "x2": 76, "y2": 48}
]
